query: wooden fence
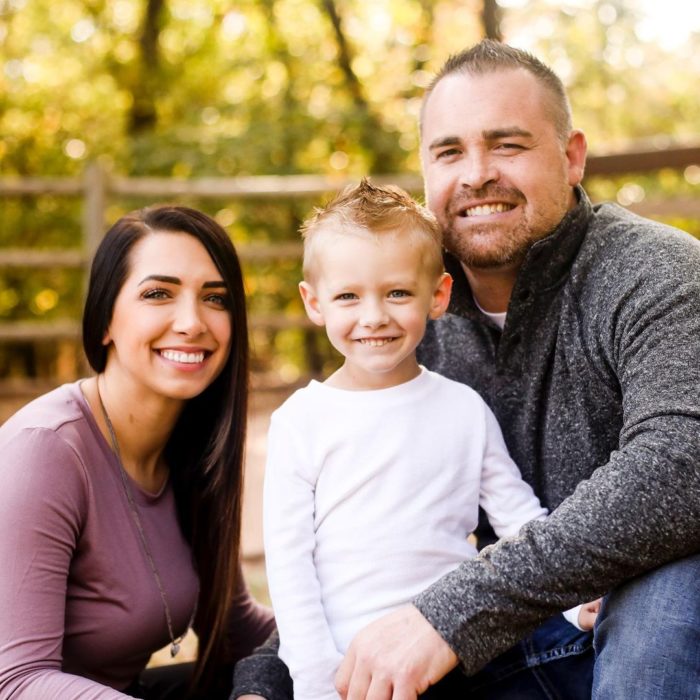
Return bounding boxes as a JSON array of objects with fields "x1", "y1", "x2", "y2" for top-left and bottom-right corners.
[{"x1": 1, "y1": 143, "x2": 699, "y2": 349}]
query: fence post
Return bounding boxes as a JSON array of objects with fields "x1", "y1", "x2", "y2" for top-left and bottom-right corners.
[
  {"x1": 79, "y1": 162, "x2": 107, "y2": 373},
  {"x1": 82, "y1": 161, "x2": 107, "y2": 286}
]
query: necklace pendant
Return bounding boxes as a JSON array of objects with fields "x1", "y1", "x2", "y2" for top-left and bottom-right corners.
[{"x1": 170, "y1": 642, "x2": 181, "y2": 658}]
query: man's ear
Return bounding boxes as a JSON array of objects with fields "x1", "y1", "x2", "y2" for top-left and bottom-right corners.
[
  {"x1": 429, "y1": 272, "x2": 452, "y2": 320},
  {"x1": 299, "y1": 281, "x2": 326, "y2": 327},
  {"x1": 566, "y1": 130, "x2": 587, "y2": 186}
]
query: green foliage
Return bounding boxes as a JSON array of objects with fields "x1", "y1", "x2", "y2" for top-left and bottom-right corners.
[{"x1": 1, "y1": 0, "x2": 699, "y2": 382}]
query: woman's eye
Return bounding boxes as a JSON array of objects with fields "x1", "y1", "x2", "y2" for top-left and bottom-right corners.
[
  {"x1": 141, "y1": 288, "x2": 169, "y2": 300},
  {"x1": 205, "y1": 293, "x2": 229, "y2": 307}
]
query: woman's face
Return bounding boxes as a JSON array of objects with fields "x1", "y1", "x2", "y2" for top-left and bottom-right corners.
[{"x1": 103, "y1": 231, "x2": 232, "y2": 404}]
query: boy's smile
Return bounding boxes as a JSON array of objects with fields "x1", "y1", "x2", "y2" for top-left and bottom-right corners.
[{"x1": 299, "y1": 228, "x2": 452, "y2": 391}]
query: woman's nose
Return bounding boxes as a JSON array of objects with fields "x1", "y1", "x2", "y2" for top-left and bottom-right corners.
[{"x1": 172, "y1": 299, "x2": 207, "y2": 337}]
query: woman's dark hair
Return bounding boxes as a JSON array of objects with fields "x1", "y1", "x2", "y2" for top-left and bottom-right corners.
[{"x1": 83, "y1": 205, "x2": 248, "y2": 695}]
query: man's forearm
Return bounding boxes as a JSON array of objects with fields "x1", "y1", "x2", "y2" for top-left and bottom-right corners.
[
  {"x1": 415, "y1": 427, "x2": 700, "y2": 674},
  {"x1": 231, "y1": 630, "x2": 292, "y2": 700}
]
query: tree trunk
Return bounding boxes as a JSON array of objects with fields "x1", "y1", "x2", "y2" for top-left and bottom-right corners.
[
  {"x1": 129, "y1": 0, "x2": 166, "y2": 134},
  {"x1": 319, "y1": 0, "x2": 401, "y2": 172},
  {"x1": 481, "y1": 0, "x2": 503, "y2": 41}
]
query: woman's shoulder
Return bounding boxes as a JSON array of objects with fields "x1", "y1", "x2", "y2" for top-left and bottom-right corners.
[
  {"x1": 1, "y1": 381, "x2": 85, "y2": 432},
  {"x1": 0, "y1": 381, "x2": 100, "y2": 485}
]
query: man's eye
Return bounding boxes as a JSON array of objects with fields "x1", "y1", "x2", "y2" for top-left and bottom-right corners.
[
  {"x1": 496, "y1": 143, "x2": 525, "y2": 152},
  {"x1": 436, "y1": 148, "x2": 460, "y2": 159}
]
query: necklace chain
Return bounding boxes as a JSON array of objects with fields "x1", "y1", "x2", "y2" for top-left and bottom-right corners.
[{"x1": 96, "y1": 378, "x2": 197, "y2": 658}]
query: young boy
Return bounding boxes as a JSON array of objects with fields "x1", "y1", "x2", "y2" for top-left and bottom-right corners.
[{"x1": 263, "y1": 180, "x2": 596, "y2": 700}]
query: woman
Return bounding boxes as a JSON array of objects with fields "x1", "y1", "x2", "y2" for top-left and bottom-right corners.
[{"x1": 0, "y1": 206, "x2": 274, "y2": 699}]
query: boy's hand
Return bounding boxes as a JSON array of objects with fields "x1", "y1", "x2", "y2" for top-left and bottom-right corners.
[{"x1": 578, "y1": 598, "x2": 602, "y2": 631}]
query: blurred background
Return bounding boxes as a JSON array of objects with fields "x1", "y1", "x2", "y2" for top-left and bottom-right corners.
[
  {"x1": 1, "y1": 0, "x2": 700, "y2": 399},
  {"x1": 2, "y1": 0, "x2": 700, "y2": 657}
]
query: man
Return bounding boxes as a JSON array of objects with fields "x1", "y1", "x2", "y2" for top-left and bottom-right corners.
[{"x1": 234, "y1": 40, "x2": 700, "y2": 699}]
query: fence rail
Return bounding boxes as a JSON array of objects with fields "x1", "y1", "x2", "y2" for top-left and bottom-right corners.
[{"x1": 2, "y1": 144, "x2": 700, "y2": 346}]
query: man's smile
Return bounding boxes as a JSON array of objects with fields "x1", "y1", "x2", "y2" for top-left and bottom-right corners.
[{"x1": 460, "y1": 202, "x2": 516, "y2": 217}]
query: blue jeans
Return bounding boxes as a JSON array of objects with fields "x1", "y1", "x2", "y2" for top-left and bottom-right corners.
[
  {"x1": 420, "y1": 614, "x2": 594, "y2": 699},
  {"x1": 593, "y1": 552, "x2": 700, "y2": 700},
  {"x1": 421, "y1": 554, "x2": 700, "y2": 699}
]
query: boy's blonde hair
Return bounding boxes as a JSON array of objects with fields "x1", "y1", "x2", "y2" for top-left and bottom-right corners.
[{"x1": 301, "y1": 178, "x2": 444, "y2": 281}]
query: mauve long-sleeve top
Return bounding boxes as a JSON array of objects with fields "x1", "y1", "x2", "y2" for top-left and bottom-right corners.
[{"x1": 0, "y1": 381, "x2": 273, "y2": 699}]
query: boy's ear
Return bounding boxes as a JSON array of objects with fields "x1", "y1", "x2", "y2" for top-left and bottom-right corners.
[
  {"x1": 299, "y1": 281, "x2": 326, "y2": 327},
  {"x1": 429, "y1": 272, "x2": 452, "y2": 320}
]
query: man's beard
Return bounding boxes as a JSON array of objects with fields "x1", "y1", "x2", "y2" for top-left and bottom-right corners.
[
  {"x1": 443, "y1": 218, "x2": 535, "y2": 269},
  {"x1": 442, "y1": 184, "x2": 533, "y2": 269},
  {"x1": 441, "y1": 183, "x2": 568, "y2": 269}
]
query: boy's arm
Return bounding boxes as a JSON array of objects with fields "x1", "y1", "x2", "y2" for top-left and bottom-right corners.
[
  {"x1": 262, "y1": 414, "x2": 343, "y2": 700},
  {"x1": 477, "y1": 404, "x2": 548, "y2": 537}
]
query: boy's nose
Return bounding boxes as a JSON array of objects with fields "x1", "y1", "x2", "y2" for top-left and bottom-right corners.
[{"x1": 359, "y1": 300, "x2": 389, "y2": 328}]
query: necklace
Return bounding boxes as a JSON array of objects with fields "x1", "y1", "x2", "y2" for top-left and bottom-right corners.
[{"x1": 96, "y1": 378, "x2": 197, "y2": 658}]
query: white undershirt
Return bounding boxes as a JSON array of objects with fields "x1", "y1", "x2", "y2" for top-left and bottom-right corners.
[
  {"x1": 263, "y1": 368, "x2": 551, "y2": 700},
  {"x1": 474, "y1": 297, "x2": 507, "y2": 330}
]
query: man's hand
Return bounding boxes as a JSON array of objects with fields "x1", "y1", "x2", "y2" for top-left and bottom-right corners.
[{"x1": 334, "y1": 605, "x2": 458, "y2": 700}]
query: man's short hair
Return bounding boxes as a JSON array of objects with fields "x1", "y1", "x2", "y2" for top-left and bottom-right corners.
[
  {"x1": 301, "y1": 178, "x2": 444, "y2": 281},
  {"x1": 424, "y1": 39, "x2": 572, "y2": 141}
]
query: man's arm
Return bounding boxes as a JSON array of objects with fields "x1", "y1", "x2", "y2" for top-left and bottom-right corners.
[
  {"x1": 336, "y1": 227, "x2": 700, "y2": 697},
  {"x1": 232, "y1": 629, "x2": 292, "y2": 700}
]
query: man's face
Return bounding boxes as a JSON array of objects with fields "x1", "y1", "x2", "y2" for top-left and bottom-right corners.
[{"x1": 420, "y1": 68, "x2": 586, "y2": 270}]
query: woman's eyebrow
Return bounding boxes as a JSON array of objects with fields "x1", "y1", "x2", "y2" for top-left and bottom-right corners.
[
  {"x1": 138, "y1": 274, "x2": 181, "y2": 285},
  {"x1": 137, "y1": 275, "x2": 226, "y2": 288}
]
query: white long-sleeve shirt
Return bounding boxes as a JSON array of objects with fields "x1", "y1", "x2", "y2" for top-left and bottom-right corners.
[{"x1": 263, "y1": 368, "x2": 549, "y2": 700}]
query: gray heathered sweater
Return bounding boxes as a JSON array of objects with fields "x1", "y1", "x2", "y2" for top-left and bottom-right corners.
[{"x1": 232, "y1": 188, "x2": 700, "y2": 696}]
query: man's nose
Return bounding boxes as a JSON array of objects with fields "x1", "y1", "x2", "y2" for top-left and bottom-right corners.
[{"x1": 459, "y1": 151, "x2": 499, "y2": 190}]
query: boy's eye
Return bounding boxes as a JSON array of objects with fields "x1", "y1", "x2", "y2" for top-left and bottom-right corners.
[
  {"x1": 388, "y1": 289, "x2": 411, "y2": 299},
  {"x1": 335, "y1": 292, "x2": 357, "y2": 301}
]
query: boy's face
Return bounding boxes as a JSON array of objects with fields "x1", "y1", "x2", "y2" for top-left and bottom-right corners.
[{"x1": 299, "y1": 229, "x2": 452, "y2": 390}]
